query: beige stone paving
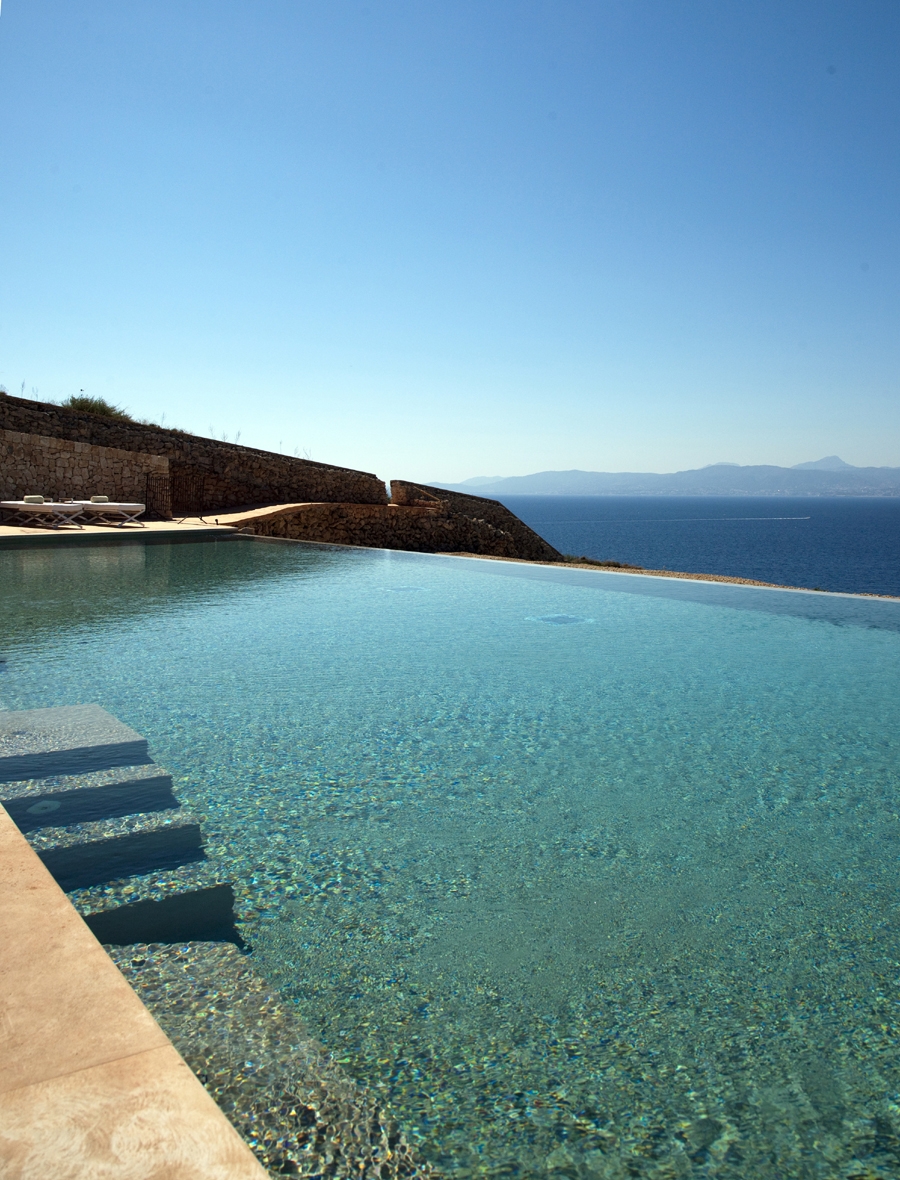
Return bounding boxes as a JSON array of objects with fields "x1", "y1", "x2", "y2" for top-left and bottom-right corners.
[
  {"x1": 214, "y1": 502, "x2": 321, "y2": 526},
  {"x1": 215, "y1": 502, "x2": 444, "y2": 527},
  {"x1": 0, "y1": 804, "x2": 267, "y2": 1178},
  {"x1": 0, "y1": 518, "x2": 234, "y2": 542}
]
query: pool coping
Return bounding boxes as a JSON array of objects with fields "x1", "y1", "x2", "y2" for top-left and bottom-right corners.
[{"x1": 0, "y1": 803, "x2": 267, "y2": 1178}]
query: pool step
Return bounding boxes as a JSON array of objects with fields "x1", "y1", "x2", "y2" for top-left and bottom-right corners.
[
  {"x1": 2, "y1": 771, "x2": 179, "y2": 833},
  {"x1": 36, "y1": 822, "x2": 205, "y2": 891},
  {"x1": 68, "y1": 852, "x2": 223, "y2": 911},
  {"x1": 0, "y1": 704, "x2": 150, "y2": 782},
  {"x1": 0, "y1": 704, "x2": 244, "y2": 948},
  {"x1": 24, "y1": 804, "x2": 199, "y2": 853},
  {"x1": 2, "y1": 754, "x2": 200, "y2": 891},
  {"x1": 84, "y1": 884, "x2": 244, "y2": 947}
]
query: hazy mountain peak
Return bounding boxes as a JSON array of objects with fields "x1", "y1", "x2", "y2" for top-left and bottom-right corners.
[
  {"x1": 791, "y1": 456, "x2": 855, "y2": 471},
  {"x1": 429, "y1": 459, "x2": 900, "y2": 497}
]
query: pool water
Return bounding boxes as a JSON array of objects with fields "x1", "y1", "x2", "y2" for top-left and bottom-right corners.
[{"x1": 3, "y1": 538, "x2": 900, "y2": 1179}]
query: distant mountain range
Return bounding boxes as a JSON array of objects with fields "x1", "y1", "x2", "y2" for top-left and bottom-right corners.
[{"x1": 431, "y1": 458, "x2": 900, "y2": 497}]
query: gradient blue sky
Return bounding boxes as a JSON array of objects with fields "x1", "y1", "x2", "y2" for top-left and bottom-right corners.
[{"x1": 1, "y1": 1, "x2": 898, "y2": 481}]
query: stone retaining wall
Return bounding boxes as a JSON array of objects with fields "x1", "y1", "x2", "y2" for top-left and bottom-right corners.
[
  {"x1": 228, "y1": 500, "x2": 562, "y2": 560},
  {"x1": 390, "y1": 480, "x2": 561, "y2": 562},
  {"x1": 0, "y1": 394, "x2": 387, "y2": 510},
  {"x1": 0, "y1": 395, "x2": 562, "y2": 562},
  {"x1": 0, "y1": 429, "x2": 169, "y2": 503}
]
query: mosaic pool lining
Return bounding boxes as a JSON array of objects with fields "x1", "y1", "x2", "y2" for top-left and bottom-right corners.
[
  {"x1": 112, "y1": 941, "x2": 438, "y2": 1179},
  {"x1": 2, "y1": 539, "x2": 900, "y2": 1178}
]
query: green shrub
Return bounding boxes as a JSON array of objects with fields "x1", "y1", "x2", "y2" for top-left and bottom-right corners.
[{"x1": 60, "y1": 395, "x2": 133, "y2": 420}]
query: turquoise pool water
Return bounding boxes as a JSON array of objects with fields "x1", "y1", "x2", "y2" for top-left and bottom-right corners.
[{"x1": 3, "y1": 538, "x2": 900, "y2": 1178}]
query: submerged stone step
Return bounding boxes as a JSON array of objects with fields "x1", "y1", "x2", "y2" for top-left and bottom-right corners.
[
  {"x1": 0, "y1": 761, "x2": 174, "y2": 803},
  {"x1": 1, "y1": 772, "x2": 179, "y2": 833},
  {"x1": 84, "y1": 883, "x2": 244, "y2": 947},
  {"x1": 66, "y1": 841, "x2": 225, "y2": 916},
  {"x1": 24, "y1": 805, "x2": 200, "y2": 855},
  {"x1": 38, "y1": 822, "x2": 205, "y2": 891},
  {"x1": 0, "y1": 704, "x2": 150, "y2": 782}
]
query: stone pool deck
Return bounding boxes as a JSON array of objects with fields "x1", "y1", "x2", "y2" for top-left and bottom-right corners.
[
  {"x1": 0, "y1": 802, "x2": 268, "y2": 1178},
  {"x1": 0, "y1": 518, "x2": 234, "y2": 547}
]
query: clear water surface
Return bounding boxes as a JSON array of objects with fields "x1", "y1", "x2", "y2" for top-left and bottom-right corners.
[{"x1": 3, "y1": 537, "x2": 900, "y2": 1179}]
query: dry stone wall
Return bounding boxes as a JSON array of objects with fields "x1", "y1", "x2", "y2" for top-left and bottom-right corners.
[
  {"x1": 390, "y1": 480, "x2": 561, "y2": 561},
  {"x1": 0, "y1": 394, "x2": 561, "y2": 563},
  {"x1": 229, "y1": 500, "x2": 562, "y2": 559},
  {"x1": 0, "y1": 394, "x2": 387, "y2": 511},
  {"x1": 0, "y1": 429, "x2": 168, "y2": 503}
]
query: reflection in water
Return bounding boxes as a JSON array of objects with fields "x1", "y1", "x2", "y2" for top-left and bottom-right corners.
[{"x1": 1, "y1": 538, "x2": 349, "y2": 644}]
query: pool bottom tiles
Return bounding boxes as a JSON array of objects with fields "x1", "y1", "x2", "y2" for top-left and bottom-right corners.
[{"x1": 243, "y1": 778, "x2": 900, "y2": 1179}]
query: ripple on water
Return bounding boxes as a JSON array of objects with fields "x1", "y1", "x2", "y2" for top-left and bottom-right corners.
[{"x1": 4, "y1": 541, "x2": 900, "y2": 1179}]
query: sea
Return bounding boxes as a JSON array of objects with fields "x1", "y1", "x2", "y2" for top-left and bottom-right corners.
[{"x1": 496, "y1": 495, "x2": 900, "y2": 597}]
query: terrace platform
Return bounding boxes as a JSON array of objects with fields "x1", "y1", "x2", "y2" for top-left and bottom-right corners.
[{"x1": 0, "y1": 518, "x2": 235, "y2": 548}]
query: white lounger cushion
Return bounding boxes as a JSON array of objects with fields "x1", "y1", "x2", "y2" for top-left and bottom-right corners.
[
  {"x1": 1, "y1": 501, "x2": 82, "y2": 513},
  {"x1": 77, "y1": 502, "x2": 145, "y2": 511}
]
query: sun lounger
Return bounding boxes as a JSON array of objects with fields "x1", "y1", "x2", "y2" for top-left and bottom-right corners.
[
  {"x1": 72, "y1": 499, "x2": 146, "y2": 527},
  {"x1": 0, "y1": 499, "x2": 84, "y2": 529}
]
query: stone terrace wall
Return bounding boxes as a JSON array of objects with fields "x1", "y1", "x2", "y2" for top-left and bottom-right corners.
[
  {"x1": 229, "y1": 501, "x2": 561, "y2": 560},
  {"x1": 0, "y1": 429, "x2": 169, "y2": 503},
  {"x1": 0, "y1": 394, "x2": 387, "y2": 511},
  {"x1": 390, "y1": 480, "x2": 561, "y2": 562}
]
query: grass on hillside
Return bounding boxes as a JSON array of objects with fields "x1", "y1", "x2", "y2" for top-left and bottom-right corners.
[
  {"x1": 60, "y1": 395, "x2": 135, "y2": 420},
  {"x1": 57, "y1": 394, "x2": 186, "y2": 432}
]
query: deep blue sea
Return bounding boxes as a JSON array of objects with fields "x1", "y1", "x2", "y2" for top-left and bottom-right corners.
[{"x1": 497, "y1": 495, "x2": 900, "y2": 596}]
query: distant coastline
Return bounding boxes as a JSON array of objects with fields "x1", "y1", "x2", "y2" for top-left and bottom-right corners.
[
  {"x1": 470, "y1": 494, "x2": 900, "y2": 598},
  {"x1": 432, "y1": 457, "x2": 900, "y2": 498}
]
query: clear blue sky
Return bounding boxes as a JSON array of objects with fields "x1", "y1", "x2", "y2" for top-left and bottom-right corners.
[{"x1": 1, "y1": 1, "x2": 898, "y2": 481}]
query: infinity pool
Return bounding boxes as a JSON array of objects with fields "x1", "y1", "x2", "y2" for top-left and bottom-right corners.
[{"x1": 3, "y1": 538, "x2": 900, "y2": 1178}]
